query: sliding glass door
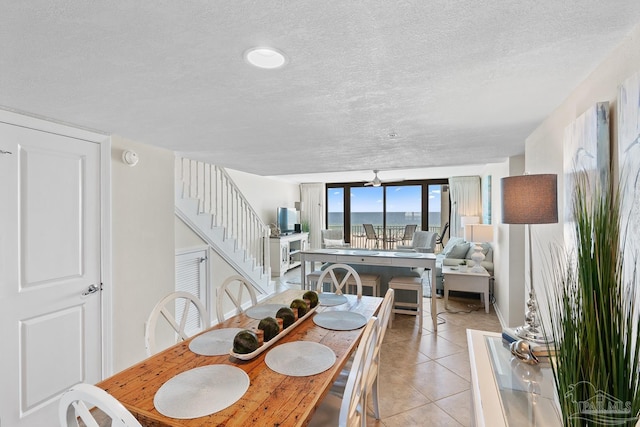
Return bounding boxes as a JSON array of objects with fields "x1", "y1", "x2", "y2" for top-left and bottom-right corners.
[
  {"x1": 385, "y1": 185, "x2": 421, "y2": 246},
  {"x1": 327, "y1": 179, "x2": 448, "y2": 250}
]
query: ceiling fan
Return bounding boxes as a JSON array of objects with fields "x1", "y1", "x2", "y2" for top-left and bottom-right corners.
[{"x1": 364, "y1": 170, "x2": 384, "y2": 187}]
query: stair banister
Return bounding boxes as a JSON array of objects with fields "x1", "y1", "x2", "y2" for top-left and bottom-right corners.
[{"x1": 175, "y1": 157, "x2": 271, "y2": 292}]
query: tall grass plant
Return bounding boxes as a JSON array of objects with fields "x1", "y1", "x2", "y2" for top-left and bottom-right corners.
[{"x1": 544, "y1": 173, "x2": 640, "y2": 426}]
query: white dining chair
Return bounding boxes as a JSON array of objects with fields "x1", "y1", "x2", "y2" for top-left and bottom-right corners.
[
  {"x1": 216, "y1": 274, "x2": 258, "y2": 324},
  {"x1": 59, "y1": 383, "x2": 142, "y2": 427},
  {"x1": 330, "y1": 289, "x2": 394, "y2": 419},
  {"x1": 309, "y1": 316, "x2": 379, "y2": 427},
  {"x1": 316, "y1": 263, "x2": 362, "y2": 298},
  {"x1": 145, "y1": 291, "x2": 210, "y2": 356}
]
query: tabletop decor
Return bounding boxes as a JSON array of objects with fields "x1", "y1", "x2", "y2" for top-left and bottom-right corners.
[
  {"x1": 265, "y1": 341, "x2": 336, "y2": 376},
  {"x1": 313, "y1": 311, "x2": 367, "y2": 331},
  {"x1": 229, "y1": 304, "x2": 318, "y2": 360},
  {"x1": 245, "y1": 303, "x2": 287, "y2": 320},
  {"x1": 318, "y1": 293, "x2": 348, "y2": 306},
  {"x1": 543, "y1": 173, "x2": 640, "y2": 426},
  {"x1": 153, "y1": 365, "x2": 250, "y2": 419},
  {"x1": 188, "y1": 327, "x2": 244, "y2": 356}
]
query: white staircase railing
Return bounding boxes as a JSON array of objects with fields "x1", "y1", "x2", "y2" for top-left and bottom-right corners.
[{"x1": 175, "y1": 157, "x2": 271, "y2": 286}]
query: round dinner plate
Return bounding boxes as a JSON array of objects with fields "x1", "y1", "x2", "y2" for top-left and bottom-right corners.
[
  {"x1": 245, "y1": 303, "x2": 287, "y2": 320},
  {"x1": 265, "y1": 341, "x2": 336, "y2": 376},
  {"x1": 154, "y1": 365, "x2": 249, "y2": 419},
  {"x1": 189, "y1": 328, "x2": 244, "y2": 356},
  {"x1": 313, "y1": 311, "x2": 368, "y2": 331},
  {"x1": 319, "y1": 293, "x2": 348, "y2": 306}
]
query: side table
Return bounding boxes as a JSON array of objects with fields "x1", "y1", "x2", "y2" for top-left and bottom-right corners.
[
  {"x1": 467, "y1": 329, "x2": 561, "y2": 426},
  {"x1": 442, "y1": 265, "x2": 490, "y2": 313}
]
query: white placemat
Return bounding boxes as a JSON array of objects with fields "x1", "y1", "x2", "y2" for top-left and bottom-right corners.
[
  {"x1": 245, "y1": 303, "x2": 288, "y2": 319},
  {"x1": 351, "y1": 250, "x2": 378, "y2": 255},
  {"x1": 154, "y1": 365, "x2": 249, "y2": 419},
  {"x1": 319, "y1": 293, "x2": 348, "y2": 306},
  {"x1": 265, "y1": 341, "x2": 336, "y2": 376},
  {"x1": 313, "y1": 311, "x2": 367, "y2": 331},
  {"x1": 189, "y1": 328, "x2": 244, "y2": 356},
  {"x1": 394, "y1": 251, "x2": 421, "y2": 257}
]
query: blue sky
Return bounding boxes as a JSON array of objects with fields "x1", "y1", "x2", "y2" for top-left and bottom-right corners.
[{"x1": 328, "y1": 185, "x2": 442, "y2": 212}]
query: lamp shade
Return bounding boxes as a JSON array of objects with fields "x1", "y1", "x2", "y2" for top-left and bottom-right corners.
[
  {"x1": 501, "y1": 174, "x2": 558, "y2": 224},
  {"x1": 460, "y1": 216, "x2": 480, "y2": 227},
  {"x1": 465, "y1": 224, "x2": 494, "y2": 242}
]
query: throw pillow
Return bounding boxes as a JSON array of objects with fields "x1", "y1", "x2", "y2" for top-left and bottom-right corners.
[
  {"x1": 324, "y1": 238, "x2": 345, "y2": 247},
  {"x1": 445, "y1": 242, "x2": 470, "y2": 259},
  {"x1": 441, "y1": 237, "x2": 464, "y2": 256}
]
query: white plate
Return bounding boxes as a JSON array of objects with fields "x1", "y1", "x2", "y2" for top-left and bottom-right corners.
[
  {"x1": 245, "y1": 303, "x2": 288, "y2": 320},
  {"x1": 265, "y1": 341, "x2": 336, "y2": 376},
  {"x1": 189, "y1": 328, "x2": 244, "y2": 356},
  {"x1": 313, "y1": 311, "x2": 368, "y2": 331},
  {"x1": 319, "y1": 293, "x2": 348, "y2": 306},
  {"x1": 154, "y1": 365, "x2": 249, "y2": 419}
]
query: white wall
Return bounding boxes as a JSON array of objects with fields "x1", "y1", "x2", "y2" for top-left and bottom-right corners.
[
  {"x1": 524, "y1": 23, "x2": 640, "y2": 327},
  {"x1": 475, "y1": 159, "x2": 525, "y2": 328},
  {"x1": 111, "y1": 135, "x2": 175, "y2": 371},
  {"x1": 226, "y1": 168, "x2": 301, "y2": 225}
]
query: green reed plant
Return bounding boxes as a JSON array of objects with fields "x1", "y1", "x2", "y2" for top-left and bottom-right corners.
[{"x1": 544, "y1": 173, "x2": 640, "y2": 426}]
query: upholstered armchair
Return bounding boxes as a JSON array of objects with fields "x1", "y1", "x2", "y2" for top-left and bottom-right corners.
[
  {"x1": 321, "y1": 229, "x2": 350, "y2": 248},
  {"x1": 396, "y1": 231, "x2": 437, "y2": 253}
]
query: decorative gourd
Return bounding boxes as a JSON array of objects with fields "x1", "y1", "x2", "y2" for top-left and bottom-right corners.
[
  {"x1": 258, "y1": 317, "x2": 280, "y2": 341},
  {"x1": 302, "y1": 290, "x2": 319, "y2": 308},
  {"x1": 290, "y1": 299, "x2": 309, "y2": 317},
  {"x1": 233, "y1": 330, "x2": 260, "y2": 354},
  {"x1": 276, "y1": 307, "x2": 296, "y2": 328}
]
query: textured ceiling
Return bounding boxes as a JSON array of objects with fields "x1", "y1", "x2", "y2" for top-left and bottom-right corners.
[{"x1": 2, "y1": 1, "x2": 640, "y2": 183}]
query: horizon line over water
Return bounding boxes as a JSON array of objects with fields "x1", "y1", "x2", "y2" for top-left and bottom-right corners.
[{"x1": 329, "y1": 211, "x2": 442, "y2": 226}]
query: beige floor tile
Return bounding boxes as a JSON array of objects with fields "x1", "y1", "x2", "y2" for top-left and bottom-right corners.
[
  {"x1": 435, "y1": 351, "x2": 472, "y2": 381},
  {"x1": 435, "y1": 390, "x2": 473, "y2": 427},
  {"x1": 380, "y1": 338, "x2": 432, "y2": 367},
  {"x1": 416, "y1": 333, "x2": 466, "y2": 360},
  {"x1": 367, "y1": 373, "x2": 431, "y2": 418},
  {"x1": 381, "y1": 402, "x2": 464, "y2": 427},
  {"x1": 406, "y1": 360, "x2": 471, "y2": 401},
  {"x1": 435, "y1": 324, "x2": 472, "y2": 348}
]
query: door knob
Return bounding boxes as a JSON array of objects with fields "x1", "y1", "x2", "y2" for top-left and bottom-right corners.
[{"x1": 82, "y1": 284, "x2": 100, "y2": 296}]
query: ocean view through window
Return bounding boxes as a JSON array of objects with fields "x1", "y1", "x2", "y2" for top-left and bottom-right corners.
[{"x1": 327, "y1": 180, "x2": 448, "y2": 249}]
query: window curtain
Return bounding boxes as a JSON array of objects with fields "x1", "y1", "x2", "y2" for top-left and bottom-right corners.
[
  {"x1": 448, "y1": 176, "x2": 482, "y2": 238},
  {"x1": 300, "y1": 183, "x2": 325, "y2": 249}
]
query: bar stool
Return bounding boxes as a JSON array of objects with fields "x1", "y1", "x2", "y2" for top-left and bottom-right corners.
[
  {"x1": 346, "y1": 273, "x2": 380, "y2": 297},
  {"x1": 388, "y1": 276, "x2": 423, "y2": 331}
]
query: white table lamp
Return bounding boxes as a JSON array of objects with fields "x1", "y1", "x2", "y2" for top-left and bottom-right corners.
[{"x1": 464, "y1": 224, "x2": 494, "y2": 272}]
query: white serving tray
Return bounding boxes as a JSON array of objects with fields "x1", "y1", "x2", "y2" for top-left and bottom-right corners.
[{"x1": 229, "y1": 304, "x2": 318, "y2": 360}]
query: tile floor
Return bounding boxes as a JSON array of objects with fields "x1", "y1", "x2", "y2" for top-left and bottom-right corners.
[{"x1": 277, "y1": 266, "x2": 503, "y2": 426}]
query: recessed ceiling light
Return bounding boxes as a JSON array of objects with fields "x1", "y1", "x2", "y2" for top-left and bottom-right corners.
[{"x1": 244, "y1": 47, "x2": 287, "y2": 69}]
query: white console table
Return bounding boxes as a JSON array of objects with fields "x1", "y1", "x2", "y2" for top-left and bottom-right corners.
[
  {"x1": 467, "y1": 329, "x2": 561, "y2": 426},
  {"x1": 300, "y1": 248, "x2": 437, "y2": 331},
  {"x1": 269, "y1": 233, "x2": 308, "y2": 277}
]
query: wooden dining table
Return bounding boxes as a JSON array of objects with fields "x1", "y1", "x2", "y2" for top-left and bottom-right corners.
[{"x1": 97, "y1": 289, "x2": 383, "y2": 426}]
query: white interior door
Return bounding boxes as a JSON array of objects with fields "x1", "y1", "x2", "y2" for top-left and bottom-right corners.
[{"x1": 0, "y1": 122, "x2": 102, "y2": 426}]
